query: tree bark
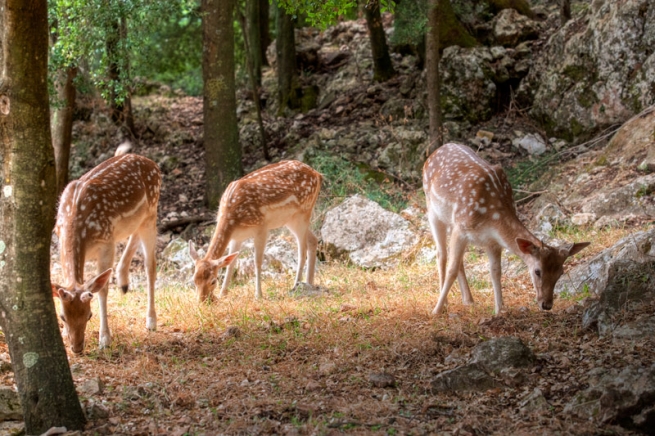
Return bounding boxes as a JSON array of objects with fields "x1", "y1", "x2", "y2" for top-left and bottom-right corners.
[
  {"x1": 202, "y1": 0, "x2": 242, "y2": 209},
  {"x1": 107, "y1": 16, "x2": 135, "y2": 134},
  {"x1": 52, "y1": 66, "x2": 77, "y2": 197},
  {"x1": 246, "y1": 0, "x2": 263, "y2": 86},
  {"x1": 0, "y1": 0, "x2": 86, "y2": 433},
  {"x1": 364, "y1": 1, "x2": 395, "y2": 82},
  {"x1": 426, "y1": 0, "x2": 444, "y2": 153},
  {"x1": 560, "y1": 0, "x2": 571, "y2": 25},
  {"x1": 275, "y1": 1, "x2": 301, "y2": 113},
  {"x1": 259, "y1": 0, "x2": 271, "y2": 67}
]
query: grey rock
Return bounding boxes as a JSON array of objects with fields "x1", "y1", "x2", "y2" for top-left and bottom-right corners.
[
  {"x1": 493, "y1": 8, "x2": 539, "y2": 47},
  {"x1": 0, "y1": 387, "x2": 21, "y2": 421},
  {"x1": 564, "y1": 364, "x2": 655, "y2": 432},
  {"x1": 512, "y1": 133, "x2": 547, "y2": 155},
  {"x1": 470, "y1": 337, "x2": 535, "y2": 374},
  {"x1": 321, "y1": 195, "x2": 419, "y2": 268},
  {"x1": 368, "y1": 372, "x2": 396, "y2": 388},
  {"x1": 519, "y1": 0, "x2": 655, "y2": 140},
  {"x1": 430, "y1": 362, "x2": 501, "y2": 393}
]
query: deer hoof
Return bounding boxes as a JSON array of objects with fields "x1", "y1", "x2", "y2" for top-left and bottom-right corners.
[
  {"x1": 99, "y1": 335, "x2": 112, "y2": 349},
  {"x1": 146, "y1": 317, "x2": 157, "y2": 331},
  {"x1": 121, "y1": 284, "x2": 129, "y2": 294}
]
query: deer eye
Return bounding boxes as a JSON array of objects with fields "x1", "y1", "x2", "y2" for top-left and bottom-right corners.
[
  {"x1": 210, "y1": 279, "x2": 218, "y2": 286},
  {"x1": 88, "y1": 312, "x2": 93, "y2": 321},
  {"x1": 60, "y1": 314, "x2": 66, "y2": 323},
  {"x1": 534, "y1": 269, "x2": 542, "y2": 278}
]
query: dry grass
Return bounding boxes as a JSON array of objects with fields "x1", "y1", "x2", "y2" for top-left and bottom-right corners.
[{"x1": 28, "y1": 222, "x2": 650, "y2": 435}]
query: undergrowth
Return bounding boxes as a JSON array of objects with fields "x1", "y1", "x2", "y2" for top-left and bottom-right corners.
[{"x1": 307, "y1": 151, "x2": 410, "y2": 214}]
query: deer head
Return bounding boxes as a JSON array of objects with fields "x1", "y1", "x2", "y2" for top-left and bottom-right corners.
[{"x1": 51, "y1": 269, "x2": 112, "y2": 354}]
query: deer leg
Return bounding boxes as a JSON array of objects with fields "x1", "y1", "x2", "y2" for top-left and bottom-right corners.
[
  {"x1": 305, "y1": 229, "x2": 318, "y2": 285},
  {"x1": 116, "y1": 234, "x2": 140, "y2": 293},
  {"x1": 253, "y1": 231, "x2": 268, "y2": 299},
  {"x1": 427, "y1": 212, "x2": 448, "y2": 290},
  {"x1": 486, "y1": 245, "x2": 504, "y2": 314},
  {"x1": 139, "y1": 218, "x2": 158, "y2": 331},
  {"x1": 432, "y1": 229, "x2": 467, "y2": 315},
  {"x1": 287, "y1": 217, "x2": 310, "y2": 286},
  {"x1": 458, "y1": 263, "x2": 474, "y2": 305},
  {"x1": 219, "y1": 239, "x2": 242, "y2": 298},
  {"x1": 96, "y1": 244, "x2": 115, "y2": 349}
]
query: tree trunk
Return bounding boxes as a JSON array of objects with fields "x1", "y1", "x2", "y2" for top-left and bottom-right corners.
[
  {"x1": 259, "y1": 0, "x2": 271, "y2": 67},
  {"x1": 426, "y1": 0, "x2": 444, "y2": 153},
  {"x1": 52, "y1": 66, "x2": 77, "y2": 197},
  {"x1": 560, "y1": 0, "x2": 571, "y2": 25},
  {"x1": 246, "y1": 0, "x2": 262, "y2": 86},
  {"x1": 0, "y1": 0, "x2": 87, "y2": 433},
  {"x1": 364, "y1": 1, "x2": 395, "y2": 82},
  {"x1": 107, "y1": 16, "x2": 135, "y2": 134},
  {"x1": 275, "y1": 1, "x2": 301, "y2": 113},
  {"x1": 202, "y1": 0, "x2": 242, "y2": 209}
]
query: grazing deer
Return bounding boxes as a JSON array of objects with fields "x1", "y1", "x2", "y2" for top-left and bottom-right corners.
[
  {"x1": 189, "y1": 160, "x2": 322, "y2": 302},
  {"x1": 52, "y1": 153, "x2": 161, "y2": 353},
  {"x1": 423, "y1": 143, "x2": 589, "y2": 315}
]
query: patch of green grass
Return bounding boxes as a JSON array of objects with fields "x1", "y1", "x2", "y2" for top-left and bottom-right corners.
[
  {"x1": 307, "y1": 152, "x2": 409, "y2": 213},
  {"x1": 505, "y1": 151, "x2": 560, "y2": 200}
]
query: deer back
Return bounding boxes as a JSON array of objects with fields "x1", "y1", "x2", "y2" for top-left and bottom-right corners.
[
  {"x1": 207, "y1": 160, "x2": 322, "y2": 258},
  {"x1": 56, "y1": 154, "x2": 161, "y2": 285},
  {"x1": 423, "y1": 143, "x2": 520, "y2": 234}
]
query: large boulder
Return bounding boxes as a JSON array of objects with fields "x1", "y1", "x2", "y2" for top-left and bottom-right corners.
[
  {"x1": 519, "y1": 0, "x2": 655, "y2": 141},
  {"x1": 440, "y1": 46, "x2": 497, "y2": 123},
  {"x1": 492, "y1": 8, "x2": 539, "y2": 47},
  {"x1": 320, "y1": 195, "x2": 419, "y2": 268},
  {"x1": 565, "y1": 365, "x2": 655, "y2": 433},
  {"x1": 555, "y1": 229, "x2": 655, "y2": 334}
]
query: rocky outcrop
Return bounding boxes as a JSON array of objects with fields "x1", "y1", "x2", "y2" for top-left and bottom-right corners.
[
  {"x1": 519, "y1": 0, "x2": 655, "y2": 141},
  {"x1": 431, "y1": 337, "x2": 535, "y2": 393},
  {"x1": 556, "y1": 229, "x2": 655, "y2": 334},
  {"x1": 565, "y1": 365, "x2": 655, "y2": 433},
  {"x1": 321, "y1": 195, "x2": 419, "y2": 268}
]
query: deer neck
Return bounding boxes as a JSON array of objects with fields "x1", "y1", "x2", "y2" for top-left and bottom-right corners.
[
  {"x1": 206, "y1": 212, "x2": 235, "y2": 261},
  {"x1": 495, "y1": 215, "x2": 541, "y2": 259}
]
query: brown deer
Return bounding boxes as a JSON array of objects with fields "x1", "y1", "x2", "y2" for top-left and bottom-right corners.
[
  {"x1": 189, "y1": 160, "x2": 322, "y2": 302},
  {"x1": 52, "y1": 153, "x2": 161, "y2": 353},
  {"x1": 423, "y1": 143, "x2": 589, "y2": 315}
]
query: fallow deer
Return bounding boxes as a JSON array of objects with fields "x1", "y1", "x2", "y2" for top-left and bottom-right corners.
[
  {"x1": 423, "y1": 143, "x2": 589, "y2": 315},
  {"x1": 52, "y1": 153, "x2": 161, "y2": 353},
  {"x1": 189, "y1": 160, "x2": 322, "y2": 302}
]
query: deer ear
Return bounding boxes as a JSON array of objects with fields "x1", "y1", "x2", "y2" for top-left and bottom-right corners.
[
  {"x1": 188, "y1": 240, "x2": 199, "y2": 262},
  {"x1": 80, "y1": 292, "x2": 94, "y2": 303},
  {"x1": 567, "y1": 242, "x2": 590, "y2": 257},
  {"x1": 84, "y1": 268, "x2": 113, "y2": 294},
  {"x1": 516, "y1": 238, "x2": 539, "y2": 256},
  {"x1": 213, "y1": 252, "x2": 239, "y2": 268},
  {"x1": 51, "y1": 284, "x2": 62, "y2": 298},
  {"x1": 54, "y1": 287, "x2": 75, "y2": 302}
]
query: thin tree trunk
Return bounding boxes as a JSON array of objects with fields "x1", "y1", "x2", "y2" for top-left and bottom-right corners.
[
  {"x1": 52, "y1": 66, "x2": 77, "y2": 197},
  {"x1": 107, "y1": 16, "x2": 135, "y2": 134},
  {"x1": 275, "y1": 1, "x2": 300, "y2": 113},
  {"x1": 364, "y1": 0, "x2": 395, "y2": 82},
  {"x1": 259, "y1": 0, "x2": 271, "y2": 67},
  {"x1": 560, "y1": 0, "x2": 571, "y2": 25},
  {"x1": 237, "y1": 7, "x2": 270, "y2": 160},
  {"x1": 246, "y1": 0, "x2": 263, "y2": 86},
  {"x1": 0, "y1": 0, "x2": 86, "y2": 433},
  {"x1": 426, "y1": 0, "x2": 444, "y2": 153},
  {"x1": 202, "y1": 0, "x2": 242, "y2": 209}
]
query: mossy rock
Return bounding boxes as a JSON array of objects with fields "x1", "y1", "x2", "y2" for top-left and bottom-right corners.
[{"x1": 487, "y1": 0, "x2": 535, "y2": 19}]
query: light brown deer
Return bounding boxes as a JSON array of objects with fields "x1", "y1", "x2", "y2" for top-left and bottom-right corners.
[
  {"x1": 189, "y1": 160, "x2": 322, "y2": 302},
  {"x1": 423, "y1": 143, "x2": 589, "y2": 315},
  {"x1": 52, "y1": 153, "x2": 161, "y2": 354}
]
